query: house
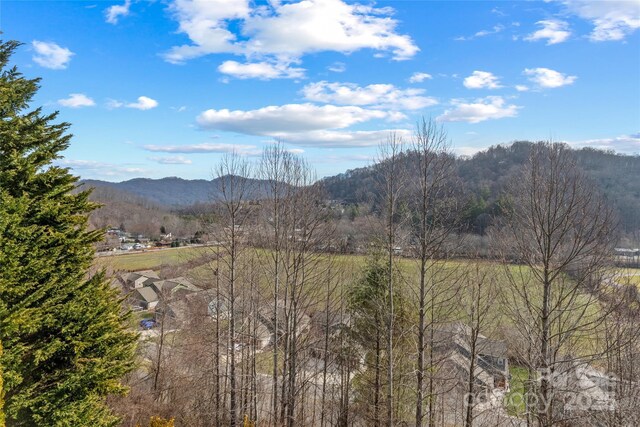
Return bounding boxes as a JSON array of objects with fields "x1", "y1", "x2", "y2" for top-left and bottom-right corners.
[
  {"x1": 129, "y1": 274, "x2": 157, "y2": 289},
  {"x1": 195, "y1": 292, "x2": 272, "y2": 350},
  {"x1": 434, "y1": 322, "x2": 509, "y2": 391},
  {"x1": 151, "y1": 276, "x2": 201, "y2": 297},
  {"x1": 201, "y1": 295, "x2": 309, "y2": 351},
  {"x1": 614, "y1": 248, "x2": 639, "y2": 258},
  {"x1": 308, "y1": 311, "x2": 362, "y2": 371},
  {"x1": 207, "y1": 296, "x2": 231, "y2": 320},
  {"x1": 257, "y1": 299, "x2": 311, "y2": 340},
  {"x1": 121, "y1": 270, "x2": 160, "y2": 289},
  {"x1": 253, "y1": 322, "x2": 272, "y2": 350},
  {"x1": 310, "y1": 311, "x2": 352, "y2": 336},
  {"x1": 133, "y1": 286, "x2": 159, "y2": 310}
]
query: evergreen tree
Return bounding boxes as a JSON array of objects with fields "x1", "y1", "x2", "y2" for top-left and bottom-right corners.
[
  {"x1": 1, "y1": 342, "x2": 4, "y2": 427},
  {"x1": 0, "y1": 40, "x2": 137, "y2": 426}
]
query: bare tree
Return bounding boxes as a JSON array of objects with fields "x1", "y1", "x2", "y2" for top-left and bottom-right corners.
[
  {"x1": 600, "y1": 280, "x2": 640, "y2": 426},
  {"x1": 214, "y1": 153, "x2": 255, "y2": 427},
  {"x1": 460, "y1": 264, "x2": 498, "y2": 427},
  {"x1": 376, "y1": 133, "x2": 407, "y2": 427},
  {"x1": 257, "y1": 143, "x2": 337, "y2": 426},
  {"x1": 408, "y1": 118, "x2": 462, "y2": 427},
  {"x1": 498, "y1": 142, "x2": 615, "y2": 426},
  {"x1": 258, "y1": 143, "x2": 291, "y2": 426}
]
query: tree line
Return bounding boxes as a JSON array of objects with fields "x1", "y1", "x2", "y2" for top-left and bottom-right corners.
[
  {"x1": 322, "y1": 140, "x2": 640, "y2": 238},
  {"x1": 114, "y1": 128, "x2": 639, "y2": 426}
]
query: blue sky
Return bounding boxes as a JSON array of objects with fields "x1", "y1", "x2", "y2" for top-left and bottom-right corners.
[{"x1": 3, "y1": 0, "x2": 639, "y2": 181}]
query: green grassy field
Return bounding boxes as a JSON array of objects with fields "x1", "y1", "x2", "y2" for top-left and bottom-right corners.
[
  {"x1": 100, "y1": 246, "x2": 606, "y2": 358},
  {"x1": 613, "y1": 267, "x2": 640, "y2": 286},
  {"x1": 505, "y1": 365, "x2": 530, "y2": 416},
  {"x1": 95, "y1": 246, "x2": 214, "y2": 271}
]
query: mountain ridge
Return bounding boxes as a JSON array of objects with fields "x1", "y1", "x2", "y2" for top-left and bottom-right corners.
[{"x1": 80, "y1": 142, "x2": 640, "y2": 234}]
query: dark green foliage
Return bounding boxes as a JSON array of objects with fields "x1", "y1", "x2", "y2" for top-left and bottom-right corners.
[
  {"x1": 321, "y1": 141, "x2": 640, "y2": 235},
  {"x1": 348, "y1": 254, "x2": 414, "y2": 423},
  {"x1": 1, "y1": 342, "x2": 4, "y2": 427},
  {"x1": 0, "y1": 40, "x2": 136, "y2": 426},
  {"x1": 349, "y1": 255, "x2": 388, "y2": 324}
]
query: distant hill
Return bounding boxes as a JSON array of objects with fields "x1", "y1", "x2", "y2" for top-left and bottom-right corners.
[
  {"x1": 80, "y1": 142, "x2": 640, "y2": 236},
  {"x1": 81, "y1": 175, "x2": 281, "y2": 208},
  {"x1": 321, "y1": 141, "x2": 640, "y2": 234},
  {"x1": 81, "y1": 177, "x2": 216, "y2": 207},
  {"x1": 79, "y1": 185, "x2": 200, "y2": 238}
]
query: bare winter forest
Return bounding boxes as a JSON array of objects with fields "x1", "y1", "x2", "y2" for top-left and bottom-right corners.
[{"x1": 105, "y1": 122, "x2": 640, "y2": 427}]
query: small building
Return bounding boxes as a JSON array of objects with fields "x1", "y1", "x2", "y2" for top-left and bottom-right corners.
[
  {"x1": 434, "y1": 322, "x2": 509, "y2": 391},
  {"x1": 207, "y1": 297, "x2": 231, "y2": 320},
  {"x1": 151, "y1": 276, "x2": 201, "y2": 298},
  {"x1": 257, "y1": 299, "x2": 311, "y2": 342},
  {"x1": 133, "y1": 286, "x2": 159, "y2": 311},
  {"x1": 121, "y1": 270, "x2": 160, "y2": 289}
]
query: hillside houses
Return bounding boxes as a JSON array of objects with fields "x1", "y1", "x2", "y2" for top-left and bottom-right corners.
[
  {"x1": 119, "y1": 270, "x2": 201, "y2": 313},
  {"x1": 123, "y1": 270, "x2": 160, "y2": 288},
  {"x1": 434, "y1": 322, "x2": 509, "y2": 392}
]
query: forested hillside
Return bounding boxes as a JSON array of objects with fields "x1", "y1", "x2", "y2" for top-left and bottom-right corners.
[
  {"x1": 82, "y1": 175, "x2": 285, "y2": 207},
  {"x1": 83, "y1": 142, "x2": 640, "y2": 238},
  {"x1": 83, "y1": 185, "x2": 200, "y2": 238},
  {"x1": 322, "y1": 141, "x2": 640, "y2": 234},
  {"x1": 82, "y1": 177, "x2": 216, "y2": 207}
]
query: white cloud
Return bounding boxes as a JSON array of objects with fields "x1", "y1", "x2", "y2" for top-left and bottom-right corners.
[
  {"x1": 569, "y1": 132, "x2": 640, "y2": 154},
  {"x1": 164, "y1": 0, "x2": 418, "y2": 67},
  {"x1": 144, "y1": 143, "x2": 262, "y2": 156},
  {"x1": 218, "y1": 60, "x2": 305, "y2": 79},
  {"x1": 197, "y1": 103, "x2": 403, "y2": 136},
  {"x1": 148, "y1": 155, "x2": 193, "y2": 165},
  {"x1": 409, "y1": 72, "x2": 433, "y2": 83},
  {"x1": 58, "y1": 93, "x2": 95, "y2": 108},
  {"x1": 454, "y1": 146, "x2": 484, "y2": 157},
  {"x1": 474, "y1": 24, "x2": 506, "y2": 38},
  {"x1": 106, "y1": 99, "x2": 124, "y2": 109},
  {"x1": 128, "y1": 96, "x2": 158, "y2": 110},
  {"x1": 437, "y1": 96, "x2": 520, "y2": 123},
  {"x1": 525, "y1": 20, "x2": 571, "y2": 45},
  {"x1": 194, "y1": 103, "x2": 411, "y2": 148},
  {"x1": 163, "y1": 0, "x2": 249, "y2": 64},
  {"x1": 242, "y1": 1, "x2": 418, "y2": 60},
  {"x1": 558, "y1": 0, "x2": 640, "y2": 41},
  {"x1": 301, "y1": 81, "x2": 437, "y2": 110},
  {"x1": 58, "y1": 159, "x2": 146, "y2": 177},
  {"x1": 107, "y1": 96, "x2": 159, "y2": 110},
  {"x1": 524, "y1": 67, "x2": 577, "y2": 88},
  {"x1": 105, "y1": 0, "x2": 131, "y2": 24},
  {"x1": 272, "y1": 129, "x2": 412, "y2": 147},
  {"x1": 456, "y1": 24, "x2": 505, "y2": 41},
  {"x1": 515, "y1": 85, "x2": 529, "y2": 92},
  {"x1": 327, "y1": 62, "x2": 346, "y2": 73},
  {"x1": 463, "y1": 71, "x2": 502, "y2": 89},
  {"x1": 32, "y1": 41, "x2": 74, "y2": 69}
]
